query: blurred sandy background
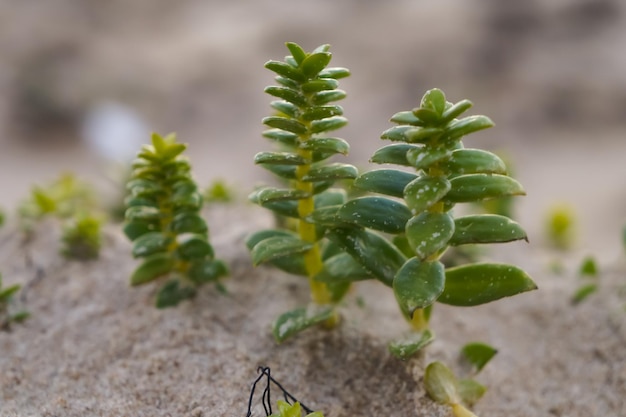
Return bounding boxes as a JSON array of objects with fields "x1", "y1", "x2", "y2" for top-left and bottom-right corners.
[{"x1": 1, "y1": 0, "x2": 625, "y2": 258}]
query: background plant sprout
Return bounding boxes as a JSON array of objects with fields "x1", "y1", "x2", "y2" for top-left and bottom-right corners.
[
  {"x1": 246, "y1": 42, "x2": 357, "y2": 341},
  {"x1": 319, "y1": 88, "x2": 536, "y2": 358},
  {"x1": 124, "y1": 133, "x2": 228, "y2": 308},
  {"x1": 0, "y1": 273, "x2": 29, "y2": 331}
]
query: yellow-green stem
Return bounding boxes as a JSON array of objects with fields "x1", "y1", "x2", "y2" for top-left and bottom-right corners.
[
  {"x1": 409, "y1": 308, "x2": 429, "y2": 331},
  {"x1": 296, "y1": 150, "x2": 332, "y2": 305},
  {"x1": 452, "y1": 403, "x2": 479, "y2": 417}
]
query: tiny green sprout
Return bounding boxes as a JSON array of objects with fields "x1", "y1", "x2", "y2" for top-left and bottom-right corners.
[
  {"x1": 247, "y1": 42, "x2": 357, "y2": 341},
  {"x1": 323, "y1": 88, "x2": 536, "y2": 357},
  {"x1": 0, "y1": 207, "x2": 5, "y2": 227},
  {"x1": 546, "y1": 203, "x2": 576, "y2": 250},
  {"x1": 124, "y1": 133, "x2": 228, "y2": 308},
  {"x1": 61, "y1": 213, "x2": 103, "y2": 260},
  {"x1": 270, "y1": 401, "x2": 324, "y2": 417},
  {"x1": 204, "y1": 179, "x2": 234, "y2": 203},
  {"x1": 0, "y1": 273, "x2": 29, "y2": 331},
  {"x1": 461, "y1": 342, "x2": 498, "y2": 373},
  {"x1": 424, "y1": 361, "x2": 485, "y2": 417},
  {"x1": 572, "y1": 255, "x2": 599, "y2": 304}
]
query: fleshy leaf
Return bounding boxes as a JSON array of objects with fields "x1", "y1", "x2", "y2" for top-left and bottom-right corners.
[
  {"x1": 393, "y1": 258, "x2": 445, "y2": 318},
  {"x1": 327, "y1": 228, "x2": 406, "y2": 287},
  {"x1": 318, "y1": 67, "x2": 350, "y2": 79},
  {"x1": 446, "y1": 174, "x2": 525, "y2": 203},
  {"x1": 353, "y1": 169, "x2": 418, "y2": 198},
  {"x1": 255, "y1": 188, "x2": 310, "y2": 203},
  {"x1": 123, "y1": 220, "x2": 158, "y2": 241},
  {"x1": 251, "y1": 235, "x2": 312, "y2": 266},
  {"x1": 457, "y1": 379, "x2": 487, "y2": 407},
  {"x1": 389, "y1": 329, "x2": 435, "y2": 360},
  {"x1": 254, "y1": 152, "x2": 307, "y2": 165},
  {"x1": 125, "y1": 206, "x2": 161, "y2": 222},
  {"x1": 170, "y1": 213, "x2": 208, "y2": 234},
  {"x1": 444, "y1": 115, "x2": 494, "y2": 141},
  {"x1": 131, "y1": 232, "x2": 171, "y2": 258},
  {"x1": 286, "y1": 42, "x2": 307, "y2": 65},
  {"x1": 424, "y1": 361, "x2": 460, "y2": 405},
  {"x1": 264, "y1": 86, "x2": 307, "y2": 107},
  {"x1": 403, "y1": 176, "x2": 451, "y2": 213},
  {"x1": 420, "y1": 88, "x2": 447, "y2": 116},
  {"x1": 404, "y1": 127, "x2": 444, "y2": 144},
  {"x1": 336, "y1": 197, "x2": 411, "y2": 234},
  {"x1": 131, "y1": 253, "x2": 175, "y2": 286},
  {"x1": 406, "y1": 212, "x2": 455, "y2": 259},
  {"x1": 188, "y1": 259, "x2": 229, "y2": 284},
  {"x1": 301, "y1": 52, "x2": 332, "y2": 78},
  {"x1": 311, "y1": 90, "x2": 347, "y2": 105},
  {"x1": 310, "y1": 116, "x2": 348, "y2": 133},
  {"x1": 272, "y1": 305, "x2": 335, "y2": 342},
  {"x1": 461, "y1": 342, "x2": 498, "y2": 373},
  {"x1": 441, "y1": 99, "x2": 473, "y2": 123},
  {"x1": 316, "y1": 252, "x2": 372, "y2": 283},
  {"x1": 444, "y1": 149, "x2": 507, "y2": 175},
  {"x1": 440, "y1": 263, "x2": 537, "y2": 306},
  {"x1": 263, "y1": 116, "x2": 307, "y2": 135},
  {"x1": 176, "y1": 233, "x2": 214, "y2": 260},
  {"x1": 406, "y1": 146, "x2": 452, "y2": 170},
  {"x1": 300, "y1": 137, "x2": 349, "y2": 155},
  {"x1": 301, "y1": 163, "x2": 358, "y2": 182},
  {"x1": 155, "y1": 280, "x2": 196, "y2": 308},
  {"x1": 265, "y1": 60, "x2": 305, "y2": 82},
  {"x1": 390, "y1": 110, "x2": 424, "y2": 125},
  {"x1": 301, "y1": 79, "x2": 339, "y2": 94},
  {"x1": 370, "y1": 144, "x2": 419, "y2": 166},
  {"x1": 450, "y1": 214, "x2": 527, "y2": 246}
]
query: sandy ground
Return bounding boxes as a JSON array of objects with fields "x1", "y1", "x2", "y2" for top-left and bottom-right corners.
[
  {"x1": 1, "y1": 1, "x2": 626, "y2": 416},
  {"x1": 0, "y1": 204, "x2": 625, "y2": 417}
]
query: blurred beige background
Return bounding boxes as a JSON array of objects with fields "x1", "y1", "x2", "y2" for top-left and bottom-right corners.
[{"x1": 1, "y1": 0, "x2": 625, "y2": 259}]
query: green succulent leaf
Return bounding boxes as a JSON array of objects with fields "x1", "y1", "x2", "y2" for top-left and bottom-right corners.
[
  {"x1": 311, "y1": 90, "x2": 347, "y2": 105},
  {"x1": 0, "y1": 284, "x2": 20, "y2": 301},
  {"x1": 301, "y1": 51, "x2": 332, "y2": 78},
  {"x1": 123, "y1": 220, "x2": 158, "y2": 240},
  {"x1": 265, "y1": 60, "x2": 306, "y2": 82},
  {"x1": 155, "y1": 280, "x2": 196, "y2": 308},
  {"x1": 272, "y1": 305, "x2": 335, "y2": 342},
  {"x1": 461, "y1": 342, "x2": 498, "y2": 373},
  {"x1": 404, "y1": 127, "x2": 445, "y2": 144},
  {"x1": 420, "y1": 88, "x2": 447, "y2": 116},
  {"x1": 251, "y1": 235, "x2": 312, "y2": 266},
  {"x1": 263, "y1": 116, "x2": 307, "y2": 135},
  {"x1": 310, "y1": 116, "x2": 348, "y2": 134},
  {"x1": 254, "y1": 151, "x2": 307, "y2": 165},
  {"x1": 301, "y1": 105, "x2": 343, "y2": 121},
  {"x1": 390, "y1": 110, "x2": 425, "y2": 126},
  {"x1": 255, "y1": 188, "x2": 311, "y2": 203},
  {"x1": 403, "y1": 175, "x2": 451, "y2": 213},
  {"x1": 458, "y1": 379, "x2": 487, "y2": 407},
  {"x1": 301, "y1": 163, "x2": 358, "y2": 182},
  {"x1": 176, "y1": 233, "x2": 214, "y2": 261},
  {"x1": 440, "y1": 263, "x2": 537, "y2": 306},
  {"x1": 444, "y1": 115, "x2": 494, "y2": 141},
  {"x1": 424, "y1": 361, "x2": 460, "y2": 405},
  {"x1": 131, "y1": 253, "x2": 175, "y2": 286},
  {"x1": 389, "y1": 329, "x2": 435, "y2": 360},
  {"x1": 170, "y1": 213, "x2": 208, "y2": 234},
  {"x1": 301, "y1": 79, "x2": 339, "y2": 94},
  {"x1": 450, "y1": 214, "x2": 527, "y2": 246},
  {"x1": 444, "y1": 149, "x2": 507, "y2": 176},
  {"x1": 131, "y1": 232, "x2": 171, "y2": 258},
  {"x1": 393, "y1": 258, "x2": 445, "y2": 318},
  {"x1": 327, "y1": 228, "x2": 406, "y2": 287},
  {"x1": 572, "y1": 283, "x2": 598, "y2": 304},
  {"x1": 446, "y1": 174, "x2": 525, "y2": 203},
  {"x1": 441, "y1": 99, "x2": 473, "y2": 123},
  {"x1": 270, "y1": 101, "x2": 299, "y2": 118},
  {"x1": 300, "y1": 137, "x2": 349, "y2": 155},
  {"x1": 353, "y1": 169, "x2": 418, "y2": 198},
  {"x1": 380, "y1": 125, "x2": 414, "y2": 142},
  {"x1": 412, "y1": 108, "x2": 440, "y2": 124},
  {"x1": 264, "y1": 86, "x2": 307, "y2": 107},
  {"x1": 188, "y1": 259, "x2": 229, "y2": 284},
  {"x1": 262, "y1": 129, "x2": 299, "y2": 147},
  {"x1": 286, "y1": 42, "x2": 307, "y2": 65},
  {"x1": 316, "y1": 252, "x2": 372, "y2": 283},
  {"x1": 318, "y1": 67, "x2": 350, "y2": 79},
  {"x1": 406, "y1": 146, "x2": 453, "y2": 170},
  {"x1": 406, "y1": 212, "x2": 455, "y2": 260},
  {"x1": 370, "y1": 144, "x2": 419, "y2": 166},
  {"x1": 336, "y1": 197, "x2": 411, "y2": 234},
  {"x1": 125, "y1": 206, "x2": 161, "y2": 222}
]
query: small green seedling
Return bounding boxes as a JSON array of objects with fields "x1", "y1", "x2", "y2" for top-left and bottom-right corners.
[
  {"x1": 424, "y1": 361, "x2": 486, "y2": 417},
  {"x1": 204, "y1": 179, "x2": 235, "y2": 203},
  {"x1": 0, "y1": 207, "x2": 5, "y2": 227},
  {"x1": 270, "y1": 401, "x2": 323, "y2": 417},
  {"x1": 124, "y1": 133, "x2": 228, "y2": 308},
  {"x1": 461, "y1": 342, "x2": 498, "y2": 374},
  {"x1": 0, "y1": 273, "x2": 29, "y2": 331},
  {"x1": 545, "y1": 203, "x2": 576, "y2": 250},
  {"x1": 321, "y1": 88, "x2": 536, "y2": 357},
  {"x1": 247, "y1": 42, "x2": 358, "y2": 341},
  {"x1": 61, "y1": 213, "x2": 103, "y2": 260},
  {"x1": 571, "y1": 255, "x2": 599, "y2": 304}
]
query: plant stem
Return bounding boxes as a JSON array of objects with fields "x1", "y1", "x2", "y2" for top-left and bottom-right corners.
[
  {"x1": 410, "y1": 308, "x2": 428, "y2": 331},
  {"x1": 452, "y1": 403, "x2": 478, "y2": 417},
  {"x1": 296, "y1": 151, "x2": 331, "y2": 305}
]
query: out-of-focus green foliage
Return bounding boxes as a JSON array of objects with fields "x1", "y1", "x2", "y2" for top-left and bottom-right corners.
[
  {"x1": 204, "y1": 179, "x2": 235, "y2": 203},
  {"x1": 0, "y1": 273, "x2": 29, "y2": 331},
  {"x1": 124, "y1": 133, "x2": 228, "y2": 308},
  {"x1": 545, "y1": 203, "x2": 576, "y2": 250},
  {"x1": 61, "y1": 214, "x2": 102, "y2": 260}
]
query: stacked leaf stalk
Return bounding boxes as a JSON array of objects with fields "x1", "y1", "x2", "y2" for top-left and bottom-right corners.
[
  {"x1": 247, "y1": 42, "x2": 358, "y2": 341},
  {"x1": 124, "y1": 133, "x2": 228, "y2": 308},
  {"x1": 325, "y1": 88, "x2": 536, "y2": 358}
]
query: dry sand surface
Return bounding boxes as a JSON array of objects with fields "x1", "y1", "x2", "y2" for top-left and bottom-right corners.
[{"x1": 0, "y1": 205, "x2": 625, "y2": 417}]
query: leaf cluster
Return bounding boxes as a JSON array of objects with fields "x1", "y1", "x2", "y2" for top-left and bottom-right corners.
[
  {"x1": 0, "y1": 273, "x2": 29, "y2": 331},
  {"x1": 270, "y1": 401, "x2": 323, "y2": 417},
  {"x1": 124, "y1": 133, "x2": 227, "y2": 308},
  {"x1": 61, "y1": 213, "x2": 102, "y2": 260},
  {"x1": 246, "y1": 43, "x2": 357, "y2": 340}
]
